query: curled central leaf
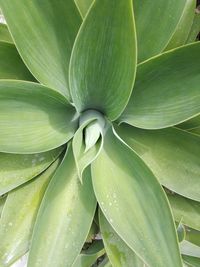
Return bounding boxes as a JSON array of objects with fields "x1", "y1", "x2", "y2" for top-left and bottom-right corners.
[
  {"x1": 73, "y1": 110, "x2": 106, "y2": 182},
  {"x1": 79, "y1": 110, "x2": 106, "y2": 152}
]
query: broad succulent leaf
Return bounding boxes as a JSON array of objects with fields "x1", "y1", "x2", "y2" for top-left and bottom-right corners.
[
  {"x1": 69, "y1": 0, "x2": 137, "y2": 121},
  {"x1": 178, "y1": 114, "x2": 200, "y2": 135},
  {"x1": 0, "y1": 81, "x2": 77, "y2": 153},
  {"x1": 168, "y1": 193, "x2": 200, "y2": 231},
  {"x1": 0, "y1": 147, "x2": 62, "y2": 196},
  {"x1": 0, "y1": 0, "x2": 82, "y2": 99},
  {"x1": 0, "y1": 24, "x2": 12, "y2": 43},
  {"x1": 99, "y1": 211, "x2": 145, "y2": 266},
  {"x1": 0, "y1": 42, "x2": 35, "y2": 81},
  {"x1": 189, "y1": 127, "x2": 200, "y2": 135},
  {"x1": 164, "y1": 0, "x2": 196, "y2": 50},
  {"x1": 133, "y1": 0, "x2": 187, "y2": 62},
  {"x1": 92, "y1": 126, "x2": 182, "y2": 267},
  {"x1": 183, "y1": 255, "x2": 200, "y2": 267},
  {"x1": 28, "y1": 145, "x2": 97, "y2": 267},
  {"x1": 72, "y1": 240, "x2": 105, "y2": 267},
  {"x1": 116, "y1": 124, "x2": 200, "y2": 201},
  {"x1": 120, "y1": 42, "x2": 200, "y2": 129},
  {"x1": 0, "y1": 159, "x2": 60, "y2": 267},
  {"x1": 75, "y1": 0, "x2": 93, "y2": 18}
]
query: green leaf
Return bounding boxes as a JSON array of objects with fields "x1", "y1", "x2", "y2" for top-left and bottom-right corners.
[
  {"x1": 69, "y1": 0, "x2": 137, "y2": 121},
  {"x1": 164, "y1": 0, "x2": 196, "y2": 51},
  {"x1": 28, "y1": 145, "x2": 97, "y2": 267},
  {"x1": 178, "y1": 115, "x2": 200, "y2": 136},
  {"x1": 75, "y1": 0, "x2": 93, "y2": 18},
  {"x1": 180, "y1": 240, "x2": 200, "y2": 258},
  {"x1": 177, "y1": 223, "x2": 186, "y2": 243},
  {"x1": 115, "y1": 124, "x2": 200, "y2": 201},
  {"x1": 119, "y1": 42, "x2": 200, "y2": 129},
  {"x1": 167, "y1": 193, "x2": 200, "y2": 231},
  {"x1": 0, "y1": 159, "x2": 60, "y2": 267},
  {"x1": 0, "y1": 42, "x2": 35, "y2": 80},
  {"x1": 134, "y1": 0, "x2": 187, "y2": 62},
  {"x1": 99, "y1": 211, "x2": 145, "y2": 267},
  {"x1": 0, "y1": 24, "x2": 12, "y2": 43},
  {"x1": 0, "y1": 147, "x2": 62, "y2": 196},
  {"x1": 0, "y1": 80, "x2": 77, "y2": 153},
  {"x1": 185, "y1": 6, "x2": 200, "y2": 44},
  {"x1": 92, "y1": 126, "x2": 182, "y2": 267},
  {"x1": 72, "y1": 110, "x2": 104, "y2": 182},
  {"x1": 98, "y1": 257, "x2": 112, "y2": 267},
  {"x1": 0, "y1": 195, "x2": 6, "y2": 217},
  {"x1": 183, "y1": 255, "x2": 200, "y2": 267},
  {"x1": 0, "y1": 0, "x2": 82, "y2": 99},
  {"x1": 185, "y1": 227, "x2": 200, "y2": 247},
  {"x1": 72, "y1": 240, "x2": 105, "y2": 267}
]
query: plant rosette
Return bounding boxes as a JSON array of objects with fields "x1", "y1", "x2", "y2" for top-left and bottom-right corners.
[{"x1": 0, "y1": 0, "x2": 200, "y2": 267}]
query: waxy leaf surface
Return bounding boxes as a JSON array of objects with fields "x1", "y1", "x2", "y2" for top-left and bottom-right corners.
[
  {"x1": 134, "y1": 0, "x2": 186, "y2": 62},
  {"x1": 183, "y1": 255, "x2": 200, "y2": 267},
  {"x1": 180, "y1": 241, "x2": 200, "y2": 258},
  {"x1": 116, "y1": 125, "x2": 200, "y2": 201},
  {"x1": 0, "y1": 159, "x2": 59, "y2": 266},
  {"x1": 0, "y1": 147, "x2": 62, "y2": 196},
  {"x1": 99, "y1": 211, "x2": 145, "y2": 267},
  {"x1": 0, "y1": 42, "x2": 35, "y2": 81},
  {"x1": 28, "y1": 145, "x2": 96, "y2": 267},
  {"x1": 0, "y1": 0, "x2": 82, "y2": 99},
  {"x1": 0, "y1": 81, "x2": 77, "y2": 153},
  {"x1": 120, "y1": 43, "x2": 200, "y2": 129},
  {"x1": 70, "y1": 0, "x2": 137, "y2": 120},
  {"x1": 92, "y1": 127, "x2": 182, "y2": 267}
]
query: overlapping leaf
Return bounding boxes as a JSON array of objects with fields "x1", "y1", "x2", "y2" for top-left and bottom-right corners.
[
  {"x1": 120, "y1": 42, "x2": 200, "y2": 129},
  {"x1": 0, "y1": 0, "x2": 82, "y2": 99},
  {"x1": 99, "y1": 211, "x2": 145, "y2": 267},
  {"x1": 167, "y1": 193, "x2": 200, "y2": 231},
  {"x1": 0, "y1": 159, "x2": 60, "y2": 266},
  {"x1": 0, "y1": 81, "x2": 77, "y2": 153},
  {"x1": 92, "y1": 126, "x2": 182, "y2": 266},
  {"x1": 0, "y1": 24, "x2": 12, "y2": 43},
  {"x1": 0, "y1": 147, "x2": 62, "y2": 196},
  {"x1": 116, "y1": 124, "x2": 200, "y2": 201},
  {"x1": 133, "y1": 0, "x2": 187, "y2": 62},
  {"x1": 28, "y1": 145, "x2": 96, "y2": 267},
  {"x1": 0, "y1": 42, "x2": 35, "y2": 80},
  {"x1": 75, "y1": 0, "x2": 93, "y2": 18},
  {"x1": 70, "y1": 0, "x2": 137, "y2": 120},
  {"x1": 164, "y1": 0, "x2": 196, "y2": 50}
]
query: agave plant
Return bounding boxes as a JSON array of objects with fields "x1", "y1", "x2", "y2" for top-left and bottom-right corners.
[{"x1": 0, "y1": 0, "x2": 200, "y2": 266}]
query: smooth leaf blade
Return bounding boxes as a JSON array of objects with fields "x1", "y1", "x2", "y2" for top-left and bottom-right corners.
[
  {"x1": 28, "y1": 145, "x2": 97, "y2": 267},
  {"x1": 183, "y1": 255, "x2": 200, "y2": 267},
  {"x1": 120, "y1": 42, "x2": 200, "y2": 129},
  {"x1": 0, "y1": 195, "x2": 6, "y2": 217},
  {"x1": 0, "y1": 81, "x2": 77, "y2": 153},
  {"x1": 0, "y1": 159, "x2": 60, "y2": 266},
  {"x1": 0, "y1": 147, "x2": 62, "y2": 196},
  {"x1": 0, "y1": 0, "x2": 82, "y2": 99},
  {"x1": 99, "y1": 211, "x2": 145, "y2": 267},
  {"x1": 0, "y1": 42, "x2": 35, "y2": 80},
  {"x1": 134, "y1": 0, "x2": 187, "y2": 62},
  {"x1": 92, "y1": 127, "x2": 182, "y2": 267},
  {"x1": 116, "y1": 125, "x2": 200, "y2": 201},
  {"x1": 70, "y1": 0, "x2": 137, "y2": 121}
]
